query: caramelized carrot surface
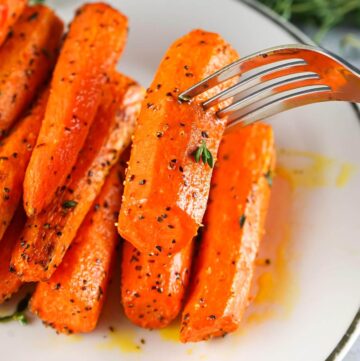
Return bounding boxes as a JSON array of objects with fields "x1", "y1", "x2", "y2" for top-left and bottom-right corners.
[
  {"x1": 30, "y1": 161, "x2": 125, "y2": 334},
  {"x1": 23, "y1": 3, "x2": 128, "y2": 216},
  {"x1": 0, "y1": 89, "x2": 49, "y2": 241},
  {"x1": 118, "y1": 29, "x2": 239, "y2": 255},
  {"x1": 180, "y1": 123, "x2": 275, "y2": 342},
  {"x1": 121, "y1": 240, "x2": 193, "y2": 329},
  {"x1": 12, "y1": 73, "x2": 143, "y2": 282},
  {"x1": 0, "y1": 207, "x2": 26, "y2": 304},
  {"x1": 0, "y1": 5, "x2": 63, "y2": 135},
  {"x1": 0, "y1": 0, "x2": 26, "y2": 47}
]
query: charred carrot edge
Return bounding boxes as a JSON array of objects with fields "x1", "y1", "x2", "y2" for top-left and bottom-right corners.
[
  {"x1": 23, "y1": 3, "x2": 128, "y2": 217},
  {"x1": 0, "y1": 88, "x2": 49, "y2": 241},
  {"x1": 0, "y1": 5, "x2": 63, "y2": 136},
  {"x1": 12, "y1": 72, "x2": 144, "y2": 282},
  {"x1": 0, "y1": 206, "x2": 26, "y2": 304},
  {"x1": 30, "y1": 160, "x2": 126, "y2": 334},
  {"x1": 0, "y1": 0, "x2": 26, "y2": 47},
  {"x1": 180, "y1": 123, "x2": 276, "y2": 342},
  {"x1": 121, "y1": 240, "x2": 193, "y2": 329},
  {"x1": 118, "y1": 29, "x2": 239, "y2": 255}
]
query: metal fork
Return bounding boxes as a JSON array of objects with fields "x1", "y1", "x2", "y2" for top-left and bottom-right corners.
[{"x1": 178, "y1": 44, "x2": 360, "y2": 128}]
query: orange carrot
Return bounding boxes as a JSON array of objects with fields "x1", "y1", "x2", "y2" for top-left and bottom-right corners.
[
  {"x1": 0, "y1": 206, "x2": 26, "y2": 304},
  {"x1": 0, "y1": 5, "x2": 63, "y2": 135},
  {"x1": 0, "y1": 0, "x2": 26, "y2": 47},
  {"x1": 118, "y1": 29, "x2": 239, "y2": 255},
  {"x1": 23, "y1": 3, "x2": 128, "y2": 216},
  {"x1": 0, "y1": 88, "x2": 49, "y2": 241},
  {"x1": 180, "y1": 123, "x2": 275, "y2": 342},
  {"x1": 121, "y1": 240, "x2": 193, "y2": 329},
  {"x1": 30, "y1": 161, "x2": 125, "y2": 334},
  {"x1": 11, "y1": 73, "x2": 144, "y2": 282}
]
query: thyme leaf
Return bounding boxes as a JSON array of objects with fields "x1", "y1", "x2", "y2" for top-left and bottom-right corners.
[{"x1": 193, "y1": 139, "x2": 214, "y2": 168}]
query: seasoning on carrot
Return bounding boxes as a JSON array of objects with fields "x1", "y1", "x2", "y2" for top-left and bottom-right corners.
[
  {"x1": 180, "y1": 123, "x2": 276, "y2": 342},
  {"x1": 121, "y1": 240, "x2": 193, "y2": 329},
  {"x1": 0, "y1": 5, "x2": 63, "y2": 136},
  {"x1": 30, "y1": 160, "x2": 126, "y2": 334},
  {"x1": 23, "y1": 3, "x2": 129, "y2": 217},
  {"x1": 0, "y1": 206, "x2": 26, "y2": 304},
  {"x1": 0, "y1": 88, "x2": 49, "y2": 241},
  {"x1": 0, "y1": 0, "x2": 26, "y2": 47},
  {"x1": 118, "y1": 29, "x2": 239, "y2": 255},
  {"x1": 11, "y1": 73, "x2": 144, "y2": 282}
]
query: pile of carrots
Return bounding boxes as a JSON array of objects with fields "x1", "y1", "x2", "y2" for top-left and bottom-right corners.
[{"x1": 0, "y1": 0, "x2": 276, "y2": 343}]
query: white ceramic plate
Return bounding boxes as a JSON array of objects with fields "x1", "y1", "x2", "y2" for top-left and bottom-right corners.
[{"x1": 1, "y1": 1, "x2": 359, "y2": 360}]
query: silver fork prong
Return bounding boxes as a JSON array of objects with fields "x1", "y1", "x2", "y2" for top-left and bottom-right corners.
[
  {"x1": 202, "y1": 59, "x2": 307, "y2": 109},
  {"x1": 218, "y1": 71, "x2": 320, "y2": 116},
  {"x1": 224, "y1": 85, "x2": 332, "y2": 127}
]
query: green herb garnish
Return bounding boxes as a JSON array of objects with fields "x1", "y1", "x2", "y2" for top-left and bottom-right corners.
[
  {"x1": 62, "y1": 200, "x2": 78, "y2": 209},
  {"x1": 29, "y1": 0, "x2": 46, "y2": 5},
  {"x1": 194, "y1": 140, "x2": 214, "y2": 168},
  {"x1": 259, "y1": 0, "x2": 360, "y2": 43},
  {"x1": 239, "y1": 214, "x2": 246, "y2": 229},
  {"x1": 0, "y1": 294, "x2": 31, "y2": 325},
  {"x1": 264, "y1": 170, "x2": 273, "y2": 187}
]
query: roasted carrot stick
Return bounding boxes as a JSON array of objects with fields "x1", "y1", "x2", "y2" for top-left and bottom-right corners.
[
  {"x1": 11, "y1": 73, "x2": 143, "y2": 282},
  {"x1": 118, "y1": 29, "x2": 239, "y2": 255},
  {"x1": 23, "y1": 3, "x2": 129, "y2": 217},
  {"x1": 121, "y1": 240, "x2": 193, "y2": 329},
  {"x1": 0, "y1": 207, "x2": 26, "y2": 304},
  {"x1": 0, "y1": 0, "x2": 26, "y2": 47},
  {"x1": 180, "y1": 123, "x2": 275, "y2": 342},
  {"x1": 0, "y1": 88, "x2": 49, "y2": 241},
  {"x1": 30, "y1": 161, "x2": 125, "y2": 334},
  {"x1": 0, "y1": 5, "x2": 63, "y2": 136}
]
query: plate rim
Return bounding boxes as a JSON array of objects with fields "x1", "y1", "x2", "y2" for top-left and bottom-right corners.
[{"x1": 238, "y1": 1, "x2": 360, "y2": 360}]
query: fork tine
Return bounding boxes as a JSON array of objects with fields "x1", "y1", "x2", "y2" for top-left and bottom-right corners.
[
  {"x1": 218, "y1": 71, "x2": 320, "y2": 116},
  {"x1": 223, "y1": 84, "x2": 332, "y2": 127},
  {"x1": 179, "y1": 56, "x2": 307, "y2": 102},
  {"x1": 204, "y1": 67, "x2": 318, "y2": 111},
  {"x1": 202, "y1": 59, "x2": 308, "y2": 109}
]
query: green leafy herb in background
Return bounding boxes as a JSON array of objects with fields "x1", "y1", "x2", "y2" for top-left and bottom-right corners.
[
  {"x1": 29, "y1": 0, "x2": 46, "y2": 4},
  {"x1": 341, "y1": 33, "x2": 360, "y2": 52},
  {"x1": 0, "y1": 294, "x2": 31, "y2": 325},
  {"x1": 258, "y1": 0, "x2": 360, "y2": 43}
]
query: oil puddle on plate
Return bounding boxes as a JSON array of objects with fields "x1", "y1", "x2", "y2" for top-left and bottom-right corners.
[
  {"x1": 159, "y1": 319, "x2": 181, "y2": 342},
  {"x1": 276, "y1": 148, "x2": 357, "y2": 189},
  {"x1": 242, "y1": 173, "x2": 296, "y2": 328},
  {"x1": 98, "y1": 327, "x2": 142, "y2": 353}
]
